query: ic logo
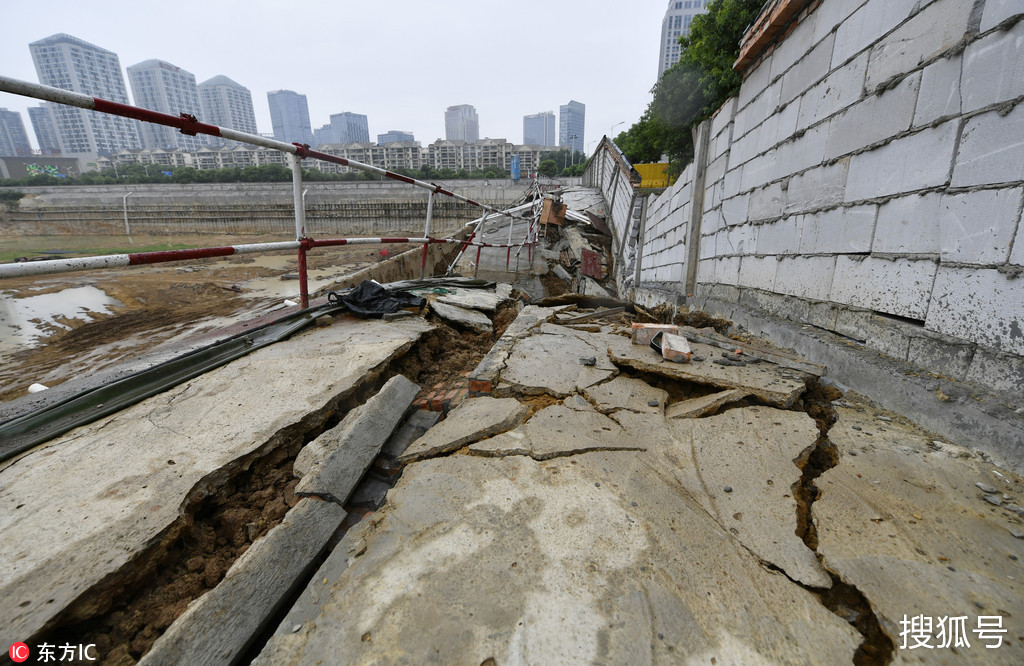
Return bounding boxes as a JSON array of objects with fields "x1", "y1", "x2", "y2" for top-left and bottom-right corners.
[{"x1": 9, "y1": 642, "x2": 30, "y2": 663}]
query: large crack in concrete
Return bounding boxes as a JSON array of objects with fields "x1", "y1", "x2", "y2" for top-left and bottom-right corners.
[
  {"x1": 23, "y1": 335, "x2": 428, "y2": 663},
  {"x1": 791, "y1": 381, "x2": 895, "y2": 665}
]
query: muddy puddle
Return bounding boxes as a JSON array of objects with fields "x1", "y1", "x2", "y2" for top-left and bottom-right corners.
[{"x1": 0, "y1": 285, "x2": 123, "y2": 352}]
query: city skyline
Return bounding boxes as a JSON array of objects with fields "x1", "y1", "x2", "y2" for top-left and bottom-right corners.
[{"x1": 0, "y1": 1, "x2": 668, "y2": 156}]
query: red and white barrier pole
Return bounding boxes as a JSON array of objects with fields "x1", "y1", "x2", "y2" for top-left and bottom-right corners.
[{"x1": 420, "y1": 191, "x2": 434, "y2": 279}]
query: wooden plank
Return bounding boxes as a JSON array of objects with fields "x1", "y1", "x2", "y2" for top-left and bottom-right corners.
[
  {"x1": 296, "y1": 374, "x2": 420, "y2": 502},
  {"x1": 555, "y1": 306, "x2": 626, "y2": 324},
  {"x1": 140, "y1": 497, "x2": 347, "y2": 666}
]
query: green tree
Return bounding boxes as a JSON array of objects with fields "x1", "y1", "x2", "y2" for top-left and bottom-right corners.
[
  {"x1": 537, "y1": 159, "x2": 558, "y2": 177},
  {"x1": 618, "y1": 0, "x2": 763, "y2": 172}
]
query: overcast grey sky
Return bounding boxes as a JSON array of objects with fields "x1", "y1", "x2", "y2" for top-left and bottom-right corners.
[{"x1": 0, "y1": 0, "x2": 669, "y2": 153}]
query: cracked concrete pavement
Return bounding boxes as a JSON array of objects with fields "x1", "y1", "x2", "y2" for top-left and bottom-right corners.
[
  {"x1": 0, "y1": 316, "x2": 433, "y2": 642},
  {"x1": 257, "y1": 310, "x2": 1024, "y2": 663}
]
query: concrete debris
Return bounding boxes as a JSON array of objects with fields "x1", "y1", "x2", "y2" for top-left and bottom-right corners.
[
  {"x1": 583, "y1": 376, "x2": 668, "y2": 415},
  {"x1": 469, "y1": 403, "x2": 641, "y2": 460},
  {"x1": 380, "y1": 409, "x2": 441, "y2": 460},
  {"x1": 429, "y1": 301, "x2": 492, "y2": 334},
  {"x1": 606, "y1": 334, "x2": 807, "y2": 408},
  {"x1": 631, "y1": 323, "x2": 679, "y2": 346},
  {"x1": 295, "y1": 375, "x2": 420, "y2": 503},
  {"x1": 581, "y1": 277, "x2": 611, "y2": 297},
  {"x1": 659, "y1": 332, "x2": 692, "y2": 363},
  {"x1": 500, "y1": 330, "x2": 616, "y2": 398},
  {"x1": 665, "y1": 388, "x2": 749, "y2": 419},
  {"x1": 469, "y1": 305, "x2": 560, "y2": 395},
  {"x1": 976, "y1": 482, "x2": 999, "y2": 493},
  {"x1": 436, "y1": 289, "x2": 504, "y2": 313},
  {"x1": 398, "y1": 397, "x2": 529, "y2": 464}
]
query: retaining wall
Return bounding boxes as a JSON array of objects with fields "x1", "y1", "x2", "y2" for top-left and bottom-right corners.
[{"x1": 584, "y1": 0, "x2": 1024, "y2": 466}]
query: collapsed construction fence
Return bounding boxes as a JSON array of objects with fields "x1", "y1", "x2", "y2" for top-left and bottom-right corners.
[{"x1": 0, "y1": 75, "x2": 545, "y2": 307}]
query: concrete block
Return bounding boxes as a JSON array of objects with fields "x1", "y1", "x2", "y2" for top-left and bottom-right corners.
[
  {"x1": 966, "y1": 348, "x2": 1024, "y2": 396},
  {"x1": 740, "y1": 153, "x2": 779, "y2": 193},
  {"x1": 712, "y1": 97, "x2": 738, "y2": 138},
  {"x1": 812, "y1": 0, "x2": 870, "y2": 46},
  {"x1": 738, "y1": 54, "x2": 775, "y2": 111},
  {"x1": 741, "y1": 81, "x2": 784, "y2": 140},
  {"x1": 962, "y1": 22, "x2": 1024, "y2": 113},
  {"x1": 756, "y1": 100, "x2": 801, "y2": 156},
  {"x1": 980, "y1": 0, "x2": 1023, "y2": 32},
  {"x1": 830, "y1": 256, "x2": 938, "y2": 319},
  {"x1": 729, "y1": 131, "x2": 759, "y2": 168},
  {"x1": 907, "y1": 334, "x2": 975, "y2": 381},
  {"x1": 797, "y1": 53, "x2": 868, "y2": 130},
  {"x1": 798, "y1": 205, "x2": 877, "y2": 254},
  {"x1": 721, "y1": 193, "x2": 750, "y2": 227},
  {"x1": 926, "y1": 267, "x2": 1024, "y2": 355},
  {"x1": 738, "y1": 255, "x2": 779, "y2": 291},
  {"x1": 824, "y1": 72, "x2": 920, "y2": 160},
  {"x1": 913, "y1": 54, "x2": 963, "y2": 127},
  {"x1": 660, "y1": 332, "x2": 692, "y2": 363},
  {"x1": 756, "y1": 217, "x2": 802, "y2": 256},
  {"x1": 845, "y1": 119, "x2": 959, "y2": 201},
  {"x1": 952, "y1": 104, "x2": 1024, "y2": 187},
  {"x1": 833, "y1": 308, "x2": 913, "y2": 360},
  {"x1": 714, "y1": 256, "x2": 741, "y2": 286},
  {"x1": 722, "y1": 224, "x2": 757, "y2": 256},
  {"x1": 632, "y1": 323, "x2": 679, "y2": 346},
  {"x1": 784, "y1": 159, "x2": 850, "y2": 214},
  {"x1": 696, "y1": 258, "x2": 716, "y2": 284},
  {"x1": 938, "y1": 187, "x2": 1022, "y2": 264},
  {"x1": 773, "y1": 124, "x2": 829, "y2": 181},
  {"x1": 769, "y1": 8, "x2": 822, "y2": 81},
  {"x1": 864, "y1": 0, "x2": 974, "y2": 92},
  {"x1": 774, "y1": 255, "x2": 837, "y2": 301},
  {"x1": 831, "y1": 0, "x2": 922, "y2": 68},
  {"x1": 702, "y1": 207, "x2": 724, "y2": 235},
  {"x1": 705, "y1": 154, "x2": 729, "y2": 191},
  {"x1": 781, "y1": 33, "x2": 837, "y2": 107},
  {"x1": 873, "y1": 192, "x2": 942, "y2": 254},
  {"x1": 724, "y1": 165, "x2": 744, "y2": 199},
  {"x1": 700, "y1": 233, "x2": 717, "y2": 260},
  {"x1": 748, "y1": 181, "x2": 785, "y2": 221}
]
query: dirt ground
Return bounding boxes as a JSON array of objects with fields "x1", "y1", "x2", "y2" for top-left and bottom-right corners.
[{"x1": 0, "y1": 234, "x2": 416, "y2": 402}]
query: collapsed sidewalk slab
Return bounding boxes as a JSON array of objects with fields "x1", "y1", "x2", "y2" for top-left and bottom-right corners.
[
  {"x1": 500, "y1": 332, "x2": 616, "y2": 398},
  {"x1": 0, "y1": 317, "x2": 432, "y2": 642},
  {"x1": 254, "y1": 452, "x2": 860, "y2": 664},
  {"x1": 397, "y1": 397, "x2": 529, "y2": 463},
  {"x1": 813, "y1": 403, "x2": 1024, "y2": 661},
  {"x1": 606, "y1": 334, "x2": 808, "y2": 408}
]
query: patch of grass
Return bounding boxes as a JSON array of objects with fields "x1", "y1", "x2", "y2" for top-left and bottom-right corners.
[{"x1": 0, "y1": 243, "x2": 194, "y2": 264}]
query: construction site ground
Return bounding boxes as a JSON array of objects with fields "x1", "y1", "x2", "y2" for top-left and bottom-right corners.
[{"x1": 2, "y1": 203, "x2": 1024, "y2": 665}]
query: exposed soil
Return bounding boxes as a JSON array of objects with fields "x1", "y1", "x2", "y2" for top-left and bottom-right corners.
[
  {"x1": 0, "y1": 241, "x2": 397, "y2": 402},
  {"x1": 392, "y1": 321, "x2": 493, "y2": 396}
]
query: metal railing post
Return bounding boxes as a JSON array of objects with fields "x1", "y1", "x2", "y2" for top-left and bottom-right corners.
[
  {"x1": 420, "y1": 191, "x2": 434, "y2": 279},
  {"x1": 122, "y1": 191, "x2": 134, "y2": 244},
  {"x1": 290, "y1": 154, "x2": 309, "y2": 308}
]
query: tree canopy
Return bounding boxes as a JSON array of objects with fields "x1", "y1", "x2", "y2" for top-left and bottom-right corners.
[{"x1": 616, "y1": 0, "x2": 764, "y2": 172}]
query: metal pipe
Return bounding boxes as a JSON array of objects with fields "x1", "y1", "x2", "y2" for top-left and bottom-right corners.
[
  {"x1": 297, "y1": 244, "x2": 309, "y2": 309},
  {"x1": 290, "y1": 155, "x2": 309, "y2": 307},
  {"x1": 122, "y1": 191, "x2": 134, "y2": 243},
  {"x1": 420, "y1": 191, "x2": 434, "y2": 279},
  {"x1": 0, "y1": 75, "x2": 534, "y2": 223}
]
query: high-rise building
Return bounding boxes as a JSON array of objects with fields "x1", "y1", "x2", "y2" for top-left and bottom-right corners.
[
  {"x1": 523, "y1": 111, "x2": 555, "y2": 147},
  {"x1": 658, "y1": 0, "x2": 710, "y2": 79},
  {"x1": 330, "y1": 112, "x2": 369, "y2": 143},
  {"x1": 28, "y1": 33, "x2": 142, "y2": 156},
  {"x1": 378, "y1": 130, "x2": 415, "y2": 145},
  {"x1": 28, "y1": 105, "x2": 63, "y2": 154},
  {"x1": 0, "y1": 108, "x2": 33, "y2": 157},
  {"x1": 198, "y1": 75, "x2": 259, "y2": 146},
  {"x1": 444, "y1": 105, "x2": 479, "y2": 144},
  {"x1": 267, "y1": 89, "x2": 313, "y2": 146},
  {"x1": 559, "y1": 101, "x2": 585, "y2": 155},
  {"x1": 127, "y1": 59, "x2": 204, "y2": 150}
]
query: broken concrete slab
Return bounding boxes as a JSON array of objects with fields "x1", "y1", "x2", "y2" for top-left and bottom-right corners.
[
  {"x1": 581, "y1": 276, "x2": 611, "y2": 297},
  {"x1": 814, "y1": 403, "x2": 1024, "y2": 660},
  {"x1": 469, "y1": 305, "x2": 560, "y2": 395},
  {"x1": 606, "y1": 333, "x2": 808, "y2": 408},
  {"x1": 666, "y1": 388, "x2": 749, "y2": 419},
  {"x1": 501, "y1": 333, "x2": 616, "y2": 398},
  {"x1": 583, "y1": 376, "x2": 668, "y2": 414},
  {"x1": 551, "y1": 263, "x2": 572, "y2": 283},
  {"x1": 469, "y1": 403, "x2": 640, "y2": 460},
  {"x1": 0, "y1": 317, "x2": 432, "y2": 642},
  {"x1": 430, "y1": 301, "x2": 492, "y2": 334},
  {"x1": 380, "y1": 409, "x2": 440, "y2": 460},
  {"x1": 140, "y1": 497, "x2": 346, "y2": 666},
  {"x1": 397, "y1": 396, "x2": 529, "y2": 463},
  {"x1": 254, "y1": 451, "x2": 860, "y2": 664},
  {"x1": 437, "y1": 289, "x2": 503, "y2": 313},
  {"x1": 295, "y1": 375, "x2": 420, "y2": 502},
  {"x1": 663, "y1": 407, "x2": 832, "y2": 589}
]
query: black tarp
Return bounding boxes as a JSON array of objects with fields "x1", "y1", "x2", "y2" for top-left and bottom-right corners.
[{"x1": 328, "y1": 280, "x2": 426, "y2": 318}]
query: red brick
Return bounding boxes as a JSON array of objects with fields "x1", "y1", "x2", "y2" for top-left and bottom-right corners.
[{"x1": 469, "y1": 378, "x2": 492, "y2": 394}]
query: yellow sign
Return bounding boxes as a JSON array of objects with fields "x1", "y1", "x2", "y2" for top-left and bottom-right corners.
[{"x1": 634, "y1": 163, "x2": 673, "y2": 188}]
